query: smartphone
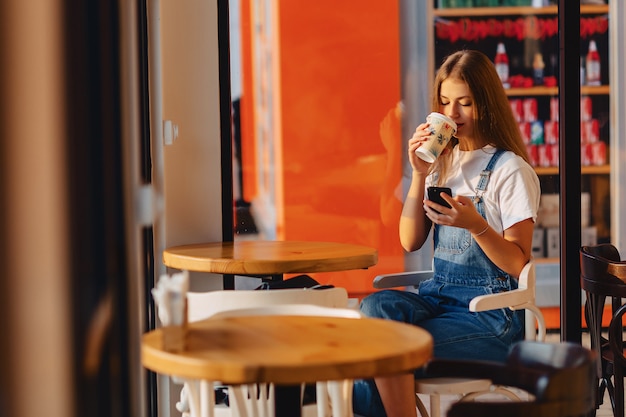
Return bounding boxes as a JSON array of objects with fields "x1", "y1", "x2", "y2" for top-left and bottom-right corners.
[{"x1": 427, "y1": 186, "x2": 452, "y2": 209}]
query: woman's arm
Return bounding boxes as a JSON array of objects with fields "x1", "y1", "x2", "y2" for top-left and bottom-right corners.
[
  {"x1": 399, "y1": 171, "x2": 432, "y2": 252},
  {"x1": 399, "y1": 123, "x2": 436, "y2": 252},
  {"x1": 469, "y1": 216, "x2": 534, "y2": 278}
]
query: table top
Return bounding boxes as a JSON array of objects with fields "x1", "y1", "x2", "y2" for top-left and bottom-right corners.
[
  {"x1": 162, "y1": 240, "x2": 378, "y2": 275},
  {"x1": 142, "y1": 315, "x2": 433, "y2": 384}
]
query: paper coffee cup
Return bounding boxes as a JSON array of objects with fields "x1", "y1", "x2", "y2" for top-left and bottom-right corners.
[{"x1": 414, "y1": 112, "x2": 457, "y2": 163}]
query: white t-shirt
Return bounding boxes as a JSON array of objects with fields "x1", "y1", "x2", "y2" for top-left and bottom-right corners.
[{"x1": 426, "y1": 145, "x2": 541, "y2": 234}]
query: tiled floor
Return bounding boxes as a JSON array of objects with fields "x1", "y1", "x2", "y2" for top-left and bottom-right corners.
[{"x1": 421, "y1": 331, "x2": 615, "y2": 417}]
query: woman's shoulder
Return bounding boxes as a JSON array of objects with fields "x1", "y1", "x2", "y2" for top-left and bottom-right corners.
[
  {"x1": 453, "y1": 146, "x2": 537, "y2": 179},
  {"x1": 463, "y1": 146, "x2": 530, "y2": 169},
  {"x1": 494, "y1": 149, "x2": 540, "y2": 192},
  {"x1": 496, "y1": 149, "x2": 535, "y2": 172}
]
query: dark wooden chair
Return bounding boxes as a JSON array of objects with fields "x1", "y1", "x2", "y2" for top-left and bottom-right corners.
[
  {"x1": 421, "y1": 341, "x2": 596, "y2": 417},
  {"x1": 581, "y1": 244, "x2": 626, "y2": 417}
]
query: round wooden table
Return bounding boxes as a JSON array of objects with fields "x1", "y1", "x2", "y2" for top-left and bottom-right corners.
[
  {"x1": 163, "y1": 240, "x2": 378, "y2": 285},
  {"x1": 142, "y1": 314, "x2": 433, "y2": 416}
]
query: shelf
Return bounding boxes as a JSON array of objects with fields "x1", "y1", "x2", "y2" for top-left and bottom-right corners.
[
  {"x1": 581, "y1": 85, "x2": 610, "y2": 96},
  {"x1": 505, "y1": 85, "x2": 609, "y2": 97},
  {"x1": 534, "y1": 165, "x2": 610, "y2": 176},
  {"x1": 507, "y1": 86, "x2": 557, "y2": 97},
  {"x1": 434, "y1": 5, "x2": 608, "y2": 17}
]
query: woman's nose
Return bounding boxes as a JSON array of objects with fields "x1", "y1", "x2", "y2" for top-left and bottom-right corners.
[{"x1": 445, "y1": 107, "x2": 458, "y2": 120}]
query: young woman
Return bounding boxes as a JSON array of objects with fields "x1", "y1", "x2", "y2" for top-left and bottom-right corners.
[{"x1": 353, "y1": 50, "x2": 541, "y2": 417}]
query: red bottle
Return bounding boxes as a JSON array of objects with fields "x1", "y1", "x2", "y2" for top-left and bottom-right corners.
[
  {"x1": 586, "y1": 40, "x2": 601, "y2": 86},
  {"x1": 495, "y1": 43, "x2": 509, "y2": 88}
]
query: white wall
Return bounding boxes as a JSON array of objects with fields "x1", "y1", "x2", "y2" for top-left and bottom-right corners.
[
  {"x1": 160, "y1": 0, "x2": 224, "y2": 252},
  {"x1": 155, "y1": 1, "x2": 225, "y2": 414}
]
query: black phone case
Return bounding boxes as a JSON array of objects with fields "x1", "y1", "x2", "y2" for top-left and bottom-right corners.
[{"x1": 427, "y1": 186, "x2": 452, "y2": 209}]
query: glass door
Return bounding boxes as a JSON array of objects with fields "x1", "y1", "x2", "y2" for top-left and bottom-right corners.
[{"x1": 426, "y1": 0, "x2": 612, "y2": 337}]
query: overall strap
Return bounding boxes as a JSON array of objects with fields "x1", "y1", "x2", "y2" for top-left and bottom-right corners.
[{"x1": 474, "y1": 149, "x2": 506, "y2": 201}]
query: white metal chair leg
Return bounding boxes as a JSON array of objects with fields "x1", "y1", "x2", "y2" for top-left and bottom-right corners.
[
  {"x1": 429, "y1": 393, "x2": 441, "y2": 417},
  {"x1": 316, "y1": 382, "x2": 330, "y2": 417},
  {"x1": 228, "y1": 386, "x2": 250, "y2": 417},
  {"x1": 327, "y1": 380, "x2": 354, "y2": 417},
  {"x1": 243, "y1": 385, "x2": 256, "y2": 417},
  {"x1": 200, "y1": 380, "x2": 215, "y2": 417},
  {"x1": 253, "y1": 383, "x2": 272, "y2": 417},
  {"x1": 184, "y1": 379, "x2": 216, "y2": 417},
  {"x1": 415, "y1": 394, "x2": 430, "y2": 417},
  {"x1": 186, "y1": 380, "x2": 201, "y2": 417}
]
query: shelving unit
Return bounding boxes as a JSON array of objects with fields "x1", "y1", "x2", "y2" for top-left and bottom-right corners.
[{"x1": 430, "y1": 2, "x2": 612, "y2": 327}]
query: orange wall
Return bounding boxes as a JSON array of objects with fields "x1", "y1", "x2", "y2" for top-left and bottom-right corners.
[{"x1": 241, "y1": 1, "x2": 403, "y2": 297}]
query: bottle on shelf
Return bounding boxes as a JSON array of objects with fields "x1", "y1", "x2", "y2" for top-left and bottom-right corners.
[
  {"x1": 532, "y1": 53, "x2": 545, "y2": 86},
  {"x1": 585, "y1": 40, "x2": 601, "y2": 86},
  {"x1": 494, "y1": 42, "x2": 510, "y2": 88}
]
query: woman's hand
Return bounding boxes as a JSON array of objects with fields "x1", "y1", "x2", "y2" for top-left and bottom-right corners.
[
  {"x1": 424, "y1": 193, "x2": 535, "y2": 277},
  {"x1": 407, "y1": 123, "x2": 434, "y2": 174},
  {"x1": 424, "y1": 194, "x2": 486, "y2": 234}
]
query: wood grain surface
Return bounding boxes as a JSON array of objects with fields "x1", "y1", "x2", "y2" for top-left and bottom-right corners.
[
  {"x1": 162, "y1": 240, "x2": 378, "y2": 275},
  {"x1": 142, "y1": 315, "x2": 432, "y2": 384}
]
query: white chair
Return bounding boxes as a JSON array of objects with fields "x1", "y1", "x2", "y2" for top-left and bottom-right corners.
[
  {"x1": 371, "y1": 261, "x2": 546, "y2": 417},
  {"x1": 177, "y1": 287, "x2": 360, "y2": 417}
]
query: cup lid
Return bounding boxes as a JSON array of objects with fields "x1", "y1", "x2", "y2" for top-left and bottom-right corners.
[{"x1": 427, "y1": 112, "x2": 457, "y2": 133}]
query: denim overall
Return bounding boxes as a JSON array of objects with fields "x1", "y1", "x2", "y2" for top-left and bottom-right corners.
[{"x1": 353, "y1": 149, "x2": 524, "y2": 417}]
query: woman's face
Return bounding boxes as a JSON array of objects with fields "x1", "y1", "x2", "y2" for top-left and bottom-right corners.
[{"x1": 438, "y1": 78, "x2": 475, "y2": 143}]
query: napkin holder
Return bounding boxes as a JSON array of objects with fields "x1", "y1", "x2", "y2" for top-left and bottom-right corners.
[
  {"x1": 161, "y1": 298, "x2": 188, "y2": 352},
  {"x1": 152, "y1": 271, "x2": 189, "y2": 352}
]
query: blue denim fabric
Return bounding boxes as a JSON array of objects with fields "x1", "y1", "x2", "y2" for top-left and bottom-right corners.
[{"x1": 352, "y1": 150, "x2": 524, "y2": 417}]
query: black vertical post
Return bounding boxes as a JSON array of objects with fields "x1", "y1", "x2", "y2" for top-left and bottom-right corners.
[
  {"x1": 218, "y1": 0, "x2": 235, "y2": 290},
  {"x1": 558, "y1": 1, "x2": 582, "y2": 343},
  {"x1": 218, "y1": 0, "x2": 234, "y2": 244},
  {"x1": 64, "y1": 0, "x2": 133, "y2": 415}
]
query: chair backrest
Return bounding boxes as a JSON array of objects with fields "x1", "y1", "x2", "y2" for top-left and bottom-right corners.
[
  {"x1": 505, "y1": 341, "x2": 596, "y2": 399},
  {"x1": 446, "y1": 341, "x2": 597, "y2": 417},
  {"x1": 211, "y1": 303, "x2": 362, "y2": 319},
  {"x1": 186, "y1": 286, "x2": 350, "y2": 322},
  {"x1": 183, "y1": 287, "x2": 356, "y2": 417},
  {"x1": 211, "y1": 304, "x2": 363, "y2": 319},
  {"x1": 580, "y1": 244, "x2": 626, "y2": 380},
  {"x1": 580, "y1": 244, "x2": 626, "y2": 297}
]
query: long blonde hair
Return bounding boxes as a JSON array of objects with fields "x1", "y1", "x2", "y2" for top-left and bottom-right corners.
[{"x1": 430, "y1": 50, "x2": 529, "y2": 184}]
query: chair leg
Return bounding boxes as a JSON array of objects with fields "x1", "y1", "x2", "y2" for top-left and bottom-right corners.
[
  {"x1": 327, "y1": 380, "x2": 354, "y2": 417},
  {"x1": 316, "y1": 383, "x2": 330, "y2": 417},
  {"x1": 199, "y1": 380, "x2": 216, "y2": 417},
  {"x1": 415, "y1": 395, "x2": 430, "y2": 417},
  {"x1": 252, "y1": 383, "x2": 272, "y2": 417},
  {"x1": 229, "y1": 386, "x2": 250, "y2": 417},
  {"x1": 429, "y1": 394, "x2": 441, "y2": 417},
  {"x1": 185, "y1": 380, "x2": 203, "y2": 417},
  {"x1": 597, "y1": 376, "x2": 610, "y2": 413},
  {"x1": 615, "y1": 368, "x2": 625, "y2": 417}
]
